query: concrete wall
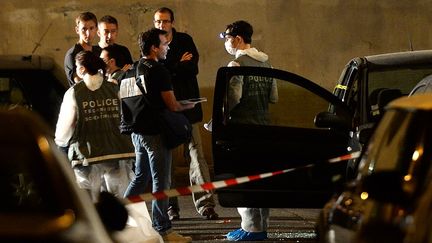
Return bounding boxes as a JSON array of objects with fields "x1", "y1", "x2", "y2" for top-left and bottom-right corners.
[{"x1": 2, "y1": 0, "x2": 432, "y2": 167}]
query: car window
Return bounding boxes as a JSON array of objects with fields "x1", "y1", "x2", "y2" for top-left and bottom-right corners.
[
  {"x1": 345, "y1": 69, "x2": 359, "y2": 109},
  {"x1": 0, "y1": 70, "x2": 65, "y2": 128},
  {"x1": 368, "y1": 68, "x2": 432, "y2": 95},
  {"x1": 358, "y1": 109, "x2": 431, "y2": 178},
  {"x1": 0, "y1": 77, "x2": 31, "y2": 109},
  {"x1": 367, "y1": 68, "x2": 432, "y2": 122},
  {"x1": 225, "y1": 75, "x2": 332, "y2": 129},
  {"x1": 334, "y1": 64, "x2": 359, "y2": 103}
]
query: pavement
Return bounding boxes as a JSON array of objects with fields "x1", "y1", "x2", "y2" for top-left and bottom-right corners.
[{"x1": 150, "y1": 195, "x2": 320, "y2": 242}]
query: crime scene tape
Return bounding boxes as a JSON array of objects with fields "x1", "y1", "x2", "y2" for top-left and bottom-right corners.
[
  {"x1": 328, "y1": 151, "x2": 361, "y2": 163},
  {"x1": 123, "y1": 151, "x2": 362, "y2": 205}
]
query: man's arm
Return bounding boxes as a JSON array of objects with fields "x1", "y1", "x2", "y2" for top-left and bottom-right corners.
[
  {"x1": 270, "y1": 78, "x2": 278, "y2": 103},
  {"x1": 227, "y1": 61, "x2": 242, "y2": 111},
  {"x1": 54, "y1": 88, "x2": 77, "y2": 147},
  {"x1": 124, "y1": 47, "x2": 134, "y2": 65},
  {"x1": 117, "y1": 44, "x2": 134, "y2": 65},
  {"x1": 64, "y1": 49, "x2": 76, "y2": 86},
  {"x1": 161, "y1": 90, "x2": 195, "y2": 112},
  {"x1": 174, "y1": 34, "x2": 199, "y2": 76}
]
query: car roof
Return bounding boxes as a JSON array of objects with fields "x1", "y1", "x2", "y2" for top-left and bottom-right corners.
[
  {"x1": 362, "y1": 50, "x2": 432, "y2": 70},
  {"x1": 388, "y1": 94, "x2": 432, "y2": 110},
  {"x1": 0, "y1": 55, "x2": 54, "y2": 70}
]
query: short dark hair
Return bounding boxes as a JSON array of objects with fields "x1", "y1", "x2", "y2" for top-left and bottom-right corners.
[
  {"x1": 99, "y1": 15, "x2": 118, "y2": 27},
  {"x1": 75, "y1": 50, "x2": 106, "y2": 76},
  {"x1": 103, "y1": 45, "x2": 126, "y2": 68},
  {"x1": 138, "y1": 28, "x2": 167, "y2": 56},
  {"x1": 154, "y1": 7, "x2": 175, "y2": 22},
  {"x1": 226, "y1": 20, "x2": 253, "y2": 44},
  {"x1": 75, "y1": 12, "x2": 97, "y2": 26}
]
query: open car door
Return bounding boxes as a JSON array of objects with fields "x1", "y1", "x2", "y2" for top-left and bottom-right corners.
[{"x1": 212, "y1": 66, "x2": 355, "y2": 208}]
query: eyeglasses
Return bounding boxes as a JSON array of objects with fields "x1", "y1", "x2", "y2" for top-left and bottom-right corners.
[{"x1": 154, "y1": 19, "x2": 172, "y2": 24}]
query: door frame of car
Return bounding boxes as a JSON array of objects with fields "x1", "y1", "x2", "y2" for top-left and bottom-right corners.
[{"x1": 211, "y1": 66, "x2": 355, "y2": 208}]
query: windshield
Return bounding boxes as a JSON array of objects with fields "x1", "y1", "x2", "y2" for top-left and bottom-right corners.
[
  {"x1": 357, "y1": 109, "x2": 432, "y2": 192},
  {"x1": 0, "y1": 70, "x2": 65, "y2": 128}
]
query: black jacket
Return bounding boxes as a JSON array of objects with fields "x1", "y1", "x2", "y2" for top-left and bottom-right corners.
[
  {"x1": 64, "y1": 44, "x2": 101, "y2": 87},
  {"x1": 159, "y1": 29, "x2": 203, "y2": 124}
]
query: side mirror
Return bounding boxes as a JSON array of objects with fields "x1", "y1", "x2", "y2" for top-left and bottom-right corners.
[
  {"x1": 95, "y1": 191, "x2": 128, "y2": 232},
  {"x1": 314, "y1": 111, "x2": 350, "y2": 130}
]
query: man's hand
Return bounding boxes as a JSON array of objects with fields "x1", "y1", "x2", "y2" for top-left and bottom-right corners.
[
  {"x1": 182, "y1": 102, "x2": 196, "y2": 110},
  {"x1": 180, "y1": 52, "x2": 193, "y2": 62},
  {"x1": 73, "y1": 74, "x2": 81, "y2": 83},
  {"x1": 121, "y1": 64, "x2": 132, "y2": 72}
]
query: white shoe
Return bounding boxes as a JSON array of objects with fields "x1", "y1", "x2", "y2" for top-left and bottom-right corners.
[{"x1": 162, "y1": 231, "x2": 192, "y2": 242}]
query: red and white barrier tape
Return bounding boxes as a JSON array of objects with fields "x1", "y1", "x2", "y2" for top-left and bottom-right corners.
[
  {"x1": 123, "y1": 151, "x2": 361, "y2": 204},
  {"x1": 328, "y1": 151, "x2": 361, "y2": 163}
]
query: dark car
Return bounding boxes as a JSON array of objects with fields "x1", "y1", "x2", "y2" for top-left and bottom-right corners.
[
  {"x1": 0, "y1": 108, "x2": 127, "y2": 242},
  {"x1": 212, "y1": 66, "x2": 352, "y2": 208},
  {"x1": 333, "y1": 50, "x2": 432, "y2": 141},
  {"x1": 0, "y1": 55, "x2": 66, "y2": 129},
  {"x1": 211, "y1": 50, "x2": 432, "y2": 209},
  {"x1": 317, "y1": 94, "x2": 432, "y2": 243}
]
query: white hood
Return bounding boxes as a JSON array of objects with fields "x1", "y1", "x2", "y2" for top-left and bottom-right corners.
[
  {"x1": 83, "y1": 72, "x2": 104, "y2": 91},
  {"x1": 235, "y1": 47, "x2": 268, "y2": 62}
]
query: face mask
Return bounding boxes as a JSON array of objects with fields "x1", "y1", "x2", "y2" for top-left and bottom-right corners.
[{"x1": 224, "y1": 39, "x2": 237, "y2": 56}]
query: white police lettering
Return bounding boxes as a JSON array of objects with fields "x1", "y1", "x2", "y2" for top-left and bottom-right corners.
[
  {"x1": 81, "y1": 98, "x2": 120, "y2": 122},
  {"x1": 82, "y1": 98, "x2": 118, "y2": 108},
  {"x1": 248, "y1": 76, "x2": 273, "y2": 83},
  {"x1": 246, "y1": 76, "x2": 274, "y2": 97},
  {"x1": 85, "y1": 113, "x2": 120, "y2": 122}
]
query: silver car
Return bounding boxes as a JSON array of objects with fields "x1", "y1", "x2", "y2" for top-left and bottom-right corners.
[
  {"x1": 318, "y1": 94, "x2": 432, "y2": 243},
  {"x1": 0, "y1": 108, "x2": 126, "y2": 242}
]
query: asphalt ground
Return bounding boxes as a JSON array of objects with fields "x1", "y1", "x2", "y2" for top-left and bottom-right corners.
[{"x1": 147, "y1": 195, "x2": 320, "y2": 242}]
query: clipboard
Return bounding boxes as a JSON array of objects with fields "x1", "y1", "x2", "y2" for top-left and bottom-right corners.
[{"x1": 179, "y1": 97, "x2": 207, "y2": 105}]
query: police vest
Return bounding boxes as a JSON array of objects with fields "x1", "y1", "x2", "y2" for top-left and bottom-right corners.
[
  {"x1": 229, "y1": 55, "x2": 273, "y2": 125},
  {"x1": 68, "y1": 80, "x2": 134, "y2": 166}
]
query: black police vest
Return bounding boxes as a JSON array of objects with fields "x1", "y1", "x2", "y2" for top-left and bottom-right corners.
[{"x1": 68, "y1": 80, "x2": 134, "y2": 165}]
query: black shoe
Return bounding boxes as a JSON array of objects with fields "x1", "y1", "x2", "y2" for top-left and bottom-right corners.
[
  {"x1": 202, "y1": 207, "x2": 219, "y2": 220},
  {"x1": 168, "y1": 208, "x2": 180, "y2": 221}
]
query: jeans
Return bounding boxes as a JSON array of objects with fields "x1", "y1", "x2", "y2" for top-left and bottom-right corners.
[
  {"x1": 124, "y1": 133, "x2": 172, "y2": 233},
  {"x1": 169, "y1": 123, "x2": 216, "y2": 215}
]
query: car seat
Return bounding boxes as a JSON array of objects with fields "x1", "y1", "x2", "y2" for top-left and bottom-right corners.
[
  {"x1": 370, "y1": 88, "x2": 402, "y2": 122},
  {"x1": 370, "y1": 88, "x2": 388, "y2": 121},
  {"x1": 378, "y1": 88, "x2": 402, "y2": 109}
]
